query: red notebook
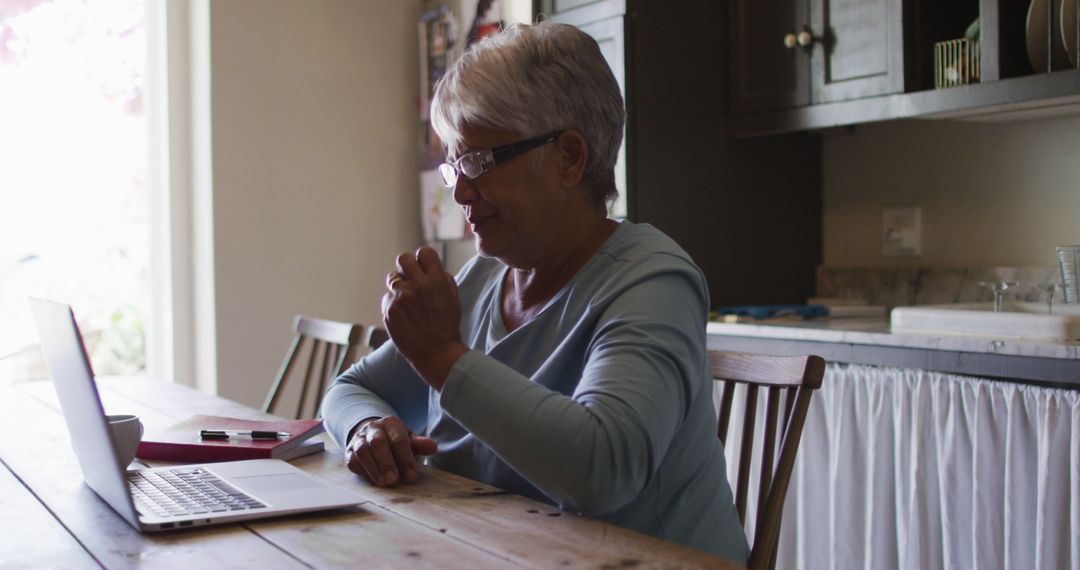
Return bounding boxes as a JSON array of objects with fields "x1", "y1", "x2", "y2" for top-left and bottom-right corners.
[{"x1": 136, "y1": 415, "x2": 325, "y2": 463}]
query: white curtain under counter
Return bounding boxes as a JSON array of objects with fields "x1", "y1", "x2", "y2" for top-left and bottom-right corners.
[
  {"x1": 773, "y1": 364, "x2": 1079, "y2": 569},
  {"x1": 709, "y1": 322, "x2": 1080, "y2": 569}
]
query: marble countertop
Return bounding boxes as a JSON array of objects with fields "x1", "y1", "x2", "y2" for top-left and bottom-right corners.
[{"x1": 707, "y1": 318, "x2": 1080, "y2": 360}]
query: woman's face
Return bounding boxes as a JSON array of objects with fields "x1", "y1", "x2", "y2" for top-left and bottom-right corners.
[{"x1": 450, "y1": 125, "x2": 572, "y2": 268}]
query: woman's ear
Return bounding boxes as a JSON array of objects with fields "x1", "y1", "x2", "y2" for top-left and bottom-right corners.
[{"x1": 555, "y1": 130, "x2": 588, "y2": 188}]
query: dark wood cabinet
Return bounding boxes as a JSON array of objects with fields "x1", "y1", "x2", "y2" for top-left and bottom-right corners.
[
  {"x1": 729, "y1": 0, "x2": 809, "y2": 112},
  {"x1": 539, "y1": 0, "x2": 824, "y2": 307},
  {"x1": 730, "y1": 0, "x2": 907, "y2": 113},
  {"x1": 730, "y1": 0, "x2": 1080, "y2": 137},
  {"x1": 809, "y1": 0, "x2": 908, "y2": 103}
]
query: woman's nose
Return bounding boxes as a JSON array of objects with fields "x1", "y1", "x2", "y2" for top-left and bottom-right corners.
[{"x1": 452, "y1": 177, "x2": 478, "y2": 205}]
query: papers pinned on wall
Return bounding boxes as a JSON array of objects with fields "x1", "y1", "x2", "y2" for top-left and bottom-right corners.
[
  {"x1": 418, "y1": 6, "x2": 458, "y2": 123},
  {"x1": 420, "y1": 168, "x2": 466, "y2": 242}
]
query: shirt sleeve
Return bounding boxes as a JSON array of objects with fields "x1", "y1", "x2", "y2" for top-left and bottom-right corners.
[
  {"x1": 438, "y1": 267, "x2": 707, "y2": 516},
  {"x1": 320, "y1": 255, "x2": 491, "y2": 449},
  {"x1": 320, "y1": 342, "x2": 430, "y2": 449}
]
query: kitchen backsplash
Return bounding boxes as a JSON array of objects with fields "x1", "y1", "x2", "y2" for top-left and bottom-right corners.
[{"x1": 816, "y1": 266, "x2": 1062, "y2": 308}]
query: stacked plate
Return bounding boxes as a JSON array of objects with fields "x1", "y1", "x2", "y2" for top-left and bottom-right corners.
[
  {"x1": 1026, "y1": 0, "x2": 1078, "y2": 71},
  {"x1": 1066, "y1": 0, "x2": 1078, "y2": 65}
]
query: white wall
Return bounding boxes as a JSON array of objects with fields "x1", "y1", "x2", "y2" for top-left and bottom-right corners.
[
  {"x1": 208, "y1": 0, "x2": 421, "y2": 407},
  {"x1": 823, "y1": 114, "x2": 1080, "y2": 268}
]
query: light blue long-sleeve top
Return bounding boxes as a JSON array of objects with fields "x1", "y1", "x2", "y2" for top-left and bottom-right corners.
[{"x1": 322, "y1": 221, "x2": 749, "y2": 563}]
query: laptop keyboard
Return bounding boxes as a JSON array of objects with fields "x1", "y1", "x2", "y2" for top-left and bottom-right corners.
[{"x1": 128, "y1": 467, "x2": 267, "y2": 518}]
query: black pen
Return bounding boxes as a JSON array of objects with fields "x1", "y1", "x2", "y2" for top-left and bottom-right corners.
[{"x1": 199, "y1": 429, "x2": 291, "y2": 440}]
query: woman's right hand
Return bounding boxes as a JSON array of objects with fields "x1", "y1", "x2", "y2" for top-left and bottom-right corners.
[{"x1": 344, "y1": 416, "x2": 437, "y2": 486}]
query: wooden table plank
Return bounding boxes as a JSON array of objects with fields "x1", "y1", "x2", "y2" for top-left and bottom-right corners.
[
  {"x1": 92, "y1": 378, "x2": 742, "y2": 570},
  {"x1": 280, "y1": 446, "x2": 732, "y2": 569},
  {"x1": 12, "y1": 377, "x2": 743, "y2": 570},
  {"x1": 0, "y1": 457, "x2": 99, "y2": 569},
  {"x1": 314, "y1": 462, "x2": 734, "y2": 569},
  {"x1": 0, "y1": 385, "x2": 309, "y2": 570},
  {"x1": 9, "y1": 381, "x2": 528, "y2": 569},
  {"x1": 244, "y1": 505, "x2": 523, "y2": 569}
]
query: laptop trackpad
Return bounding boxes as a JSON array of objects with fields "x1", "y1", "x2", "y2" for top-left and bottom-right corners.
[{"x1": 233, "y1": 473, "x2": 323, "y2": 492}]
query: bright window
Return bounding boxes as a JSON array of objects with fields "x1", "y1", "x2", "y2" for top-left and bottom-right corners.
[{"x1": 0, "y1": 0, "x2": 150, "y2": 382}]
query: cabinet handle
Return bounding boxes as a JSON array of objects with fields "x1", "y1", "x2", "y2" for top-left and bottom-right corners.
[
  {"x1": 796, "y1": 27, "x2": 822, "y2": 49},
  {"x1": 783, "y1": 33, "x2": 798, "y2": 49}
]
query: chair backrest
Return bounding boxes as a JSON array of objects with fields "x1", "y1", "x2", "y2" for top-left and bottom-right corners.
[
  {"x1": 710, "y1": 350, "x2": 826, "y2": 570},
  {"x1": 262, "y1": 315, "x2": 388, "y2": 419}
]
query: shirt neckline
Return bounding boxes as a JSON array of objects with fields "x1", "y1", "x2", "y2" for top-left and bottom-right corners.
[{"x1": 487, "y1": 220, "x2": 630, "y2": 342}]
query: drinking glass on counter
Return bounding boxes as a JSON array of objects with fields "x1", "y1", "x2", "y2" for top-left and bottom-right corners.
[{"x1": 1057, "y1": 246, "x2": 1080, "y2": 304}]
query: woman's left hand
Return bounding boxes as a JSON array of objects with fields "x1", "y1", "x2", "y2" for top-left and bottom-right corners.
[{"x1": 381, "y1": 246, "x2": 469, "y2": 390}]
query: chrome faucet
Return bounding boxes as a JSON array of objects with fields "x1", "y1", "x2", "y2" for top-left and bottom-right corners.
[
  {"x1": 978, "y1": 281, "x2": 1018, "y2": 312},
  {"x1": 1032, "y1": 283, "x2": 1060, "y2": 315}
]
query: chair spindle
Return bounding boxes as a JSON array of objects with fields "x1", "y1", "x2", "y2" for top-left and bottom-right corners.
[
  {"x1": 718, "y1": 380, "x2": 737, "y2": 444},
  {"x1": 263, "y1": 335, "x2": 304, "y2": 414},
  {"x1": 295, "y1": 339, "x2": 322, "y2": 420},
  {"x1": 735, "y1": 383, "x2": 759, "y2": 524}
]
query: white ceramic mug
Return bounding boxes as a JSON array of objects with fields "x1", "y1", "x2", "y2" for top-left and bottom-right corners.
[{"x1": 106, "y1": 414, "x2": 144, "y2": 467}]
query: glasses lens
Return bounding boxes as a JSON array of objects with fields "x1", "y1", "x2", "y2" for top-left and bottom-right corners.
[
  {"x1": 458, "y1": 152, "x2": 485, "y2": 179},
  {"x1": 438, "y1": 163, "x2": 458, "y2": 187}
]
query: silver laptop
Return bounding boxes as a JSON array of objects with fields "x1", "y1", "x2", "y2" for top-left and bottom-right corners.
[{"x1": 29, "y1": 298, "x2": 367, "y2": 532}]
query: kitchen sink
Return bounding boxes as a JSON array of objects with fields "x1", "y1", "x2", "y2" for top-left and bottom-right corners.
[{"x1": 890, "y1": 302, "x2": 1080, "y2": 341}]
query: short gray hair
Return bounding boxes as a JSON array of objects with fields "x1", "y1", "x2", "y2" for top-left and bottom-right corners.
[{"x1": 430, "y1": 22, "x2": 625, "y2": 208}]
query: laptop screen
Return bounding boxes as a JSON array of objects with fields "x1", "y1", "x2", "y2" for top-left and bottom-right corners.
[{"x1": 28, "y1": 298, "x2": 141, "y2": 528}]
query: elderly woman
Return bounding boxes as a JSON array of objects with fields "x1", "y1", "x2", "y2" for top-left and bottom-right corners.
[{"x1": 322, "y1": 22, "x2": 748, "y2": 562}]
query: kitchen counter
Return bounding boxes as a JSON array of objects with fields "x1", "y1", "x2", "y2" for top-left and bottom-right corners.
[{"x1": 707, "y1": 318, "x2": 1080, "y2": 388}]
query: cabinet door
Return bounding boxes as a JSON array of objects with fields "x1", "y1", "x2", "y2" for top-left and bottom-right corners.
[
  {"x1": 729, "y1": 0, "x2": 810, "y2": 113},
  {"x1": 552, "y1": 1, "x2": 630, "y2": 219},
  {"x1": 552, "y1": 0, "x2": 604, "y2": 13},
  {"x1": 577, "y1": 15, "x2": 629, "y2": 218},
  {"x1": 809, "y1": 0, "x2": 905, "y2": 103}
]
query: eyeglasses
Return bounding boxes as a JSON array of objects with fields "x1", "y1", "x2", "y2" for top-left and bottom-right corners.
[{"x1": 438, "y1": 131, "x2": 563, "y2": 188}]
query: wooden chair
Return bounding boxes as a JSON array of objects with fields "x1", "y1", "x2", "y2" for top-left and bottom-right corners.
[
  {"x1": 710, "y1": 350, "x2": 826, "y2": 570},
  {"x1": 262, "y1": 315, "x2": 389, "y2": 419}
]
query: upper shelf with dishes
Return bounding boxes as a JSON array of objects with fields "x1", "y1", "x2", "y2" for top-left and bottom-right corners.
[{"x1": 728, "y1": 0, "x2": 1080, "y2": 137}]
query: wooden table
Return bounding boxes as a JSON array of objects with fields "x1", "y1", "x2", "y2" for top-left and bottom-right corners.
[{"x1": 0, "y1": 378, "x2": 741, "y2": 569}]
